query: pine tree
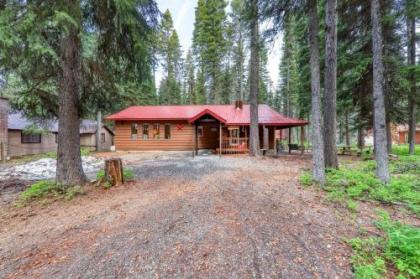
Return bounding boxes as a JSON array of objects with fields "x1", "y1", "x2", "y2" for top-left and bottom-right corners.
[
  {"x1": 0, "y1": 0, "x2": 159, "y2": 186},
  {"x1": 323, "y1": 0, "x2": 338, "y2": 168},
  {"x1": 230, "y1": 0, "x2": 247, "y2": 101},
  {"x1": 308, "y1": 0, "x2": 326, "y2": 184},
  {"x1": 371, "y1": 0, "x2": 390, "y2": 183},
  {"x1": 158, "y1": 10, "x2": 183, "y2": 104},
  {"x1": 248, "y1": 0, "x2": 260, "y2": 156},
  {"x1": 406, "y1": 0, "x2": 417, "y2": 154},
  {"x1": 184, "y1": 49, "x2": 196, "y2": 104},
  {"x1": 193, "y1": 0, "x2": 227, "y2": 103}
]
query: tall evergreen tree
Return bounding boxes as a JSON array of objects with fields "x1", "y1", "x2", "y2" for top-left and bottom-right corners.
[
  {"x1": 323, "y1": 0, "x2": 338, "y2": 168},
  {"x1": 248, "y1": 0, "x2": 260, "y2": 156},
  {"x1": 158, "y1": 10, "x2": 183, "y2": 104},
  {"x1": 406, "y1": 0, "x2": 417, "y2": 154},
  {"x1": 0, "y1": 0, "x2": 159, "y2": 186},
  {"x1": 230, "y1": 0, "x2": 247, "y2": 101},
  {"x1": 308, "y1": 0, "x2": 325, "y2": 184},
  {"x1": 184, "y1": 49, "x2": 196, "y2": 104},
  {"x1": 371, "y1": 0, "x2": 390, "y2": 183},
  {"x1": 193, "y1": 0, "x2": 227, "y2": 103}
]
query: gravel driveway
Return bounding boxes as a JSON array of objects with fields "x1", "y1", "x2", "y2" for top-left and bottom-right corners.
[{"x1": 0, "y1": 152, "x2": 353, "y2": 278}]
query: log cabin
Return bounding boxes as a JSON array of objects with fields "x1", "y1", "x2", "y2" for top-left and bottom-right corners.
[{"x1": 106, "y1": 101, "x2": 308, "y2": 155}]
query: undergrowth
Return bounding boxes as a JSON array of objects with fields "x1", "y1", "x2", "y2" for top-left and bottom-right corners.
[
  {"x1": 300, "y1": 152, "x2": 420, "y2": 215},
  {"x1": 19, "y1": 180, "x2": 85, "y2": 204},
  {"x1": 300, "y1": 145, "x2": 420, "y2": 278},
  {"x1": 351, "y1": 212, "x2": 420, "y2": 279}
]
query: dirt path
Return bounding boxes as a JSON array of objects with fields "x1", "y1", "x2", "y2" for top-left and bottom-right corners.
[{"x1": 0, "y1": 154, "x2": 353, "y2": 278}]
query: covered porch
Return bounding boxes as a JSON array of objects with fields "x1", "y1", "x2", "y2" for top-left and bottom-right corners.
[{"x1": 190, "y1": 111, "x2": 306, "y2": 156}]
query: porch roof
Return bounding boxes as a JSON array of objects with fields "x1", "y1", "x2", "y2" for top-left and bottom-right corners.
[{"x1": 106, "y1": 104, "x2": 308, "y2": 127}]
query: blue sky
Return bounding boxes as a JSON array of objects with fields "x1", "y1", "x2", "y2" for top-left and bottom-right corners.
[{"x1": 155, "y1": 0, "x2": 281, "y2": 89}]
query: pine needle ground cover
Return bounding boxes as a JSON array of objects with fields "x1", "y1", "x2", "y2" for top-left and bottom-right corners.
[{"x1": 300, "y1": 145, "x2": 420, "y2": 278}]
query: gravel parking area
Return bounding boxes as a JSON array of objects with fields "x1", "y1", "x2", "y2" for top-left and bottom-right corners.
[{"x1": 0, "y1": 152, "x2": 353, "y2": 278}]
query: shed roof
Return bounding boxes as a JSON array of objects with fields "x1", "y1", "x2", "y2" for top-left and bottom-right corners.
[
  {"x1": 106, "y1": 104, "x2": 308, "y2": 127},
  {"x1": 8, "y1": 111, "x2": 114, "y2": 135}
]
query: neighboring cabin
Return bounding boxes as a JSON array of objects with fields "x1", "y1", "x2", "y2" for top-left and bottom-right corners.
[
  {"x1": 397, "y1": 124, "x2": 420, "y2": 144},
  {"x1": 0, "y1": 98, "x2": 114, "y2": 158},
  {"x1": 106, "y1": 101, "x2": 308, "y2": 155}
]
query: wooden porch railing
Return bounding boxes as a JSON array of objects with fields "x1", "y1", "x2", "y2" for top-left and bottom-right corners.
[{"x1": 220, "y1": 137, "x2": 249, "y2": 154}]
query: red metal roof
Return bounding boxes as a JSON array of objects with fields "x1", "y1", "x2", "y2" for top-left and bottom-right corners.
[{"x1": 105, "y1": 104, "x2": 308, "y2": 127}]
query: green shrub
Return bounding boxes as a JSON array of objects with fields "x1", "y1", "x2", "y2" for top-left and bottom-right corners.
[
  {"x1": 80, "y1": 147, "x2": 91, "y2": 156},
  {"x1": 299, "y1": 171, "x2": 313, "y2": 186},
  {"x1": 20, "y1": 180, "x2": 85, "y2": 203},
  {"x1": 376, "y1": 213, "x2": 420, "y2": 278},
  {"x1": 351, "y1": 213, "x2": 420, "y2": 279},
  {"x1": 347, "y1": 200, "x2": 358, "y2": 212},
  {"x1": 301, "y1": 159, "x2": 420, "y2": 215}
]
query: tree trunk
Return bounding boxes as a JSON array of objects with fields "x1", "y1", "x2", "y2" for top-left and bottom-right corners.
[
  {"x1": 104, "y1": 158, "x2": 124, "y2": 186},
  {"x1": 308, "y1": 0, "x2": 325, "y2": 184},
  {"x1": 56, "y1": 0, "x2": 87, "y2": 186},
  {"x1": 323, "y1": 0, "x2": 338, "y2": 169},
  {"x1": 357, "y1": 126, "x2": 365, "y2": 149},
  {"x1": 407, "y1": 8, "x2": 416, "y2": 155},
  {"x1": 96, "y1": 110, "x2": 102, "y2": 151},
  {"x1": 386, "y1": 119, "x2": 392, "y2": 153},
  {"x1": 249, "y1": 0, "x2": 260, "y2": 156},
  {"x1": 345, "y1": 112, "x2": 350, "y2": 146},
  {"x1": 371, "y1": 0, "x2": 390, "y2": 183}
]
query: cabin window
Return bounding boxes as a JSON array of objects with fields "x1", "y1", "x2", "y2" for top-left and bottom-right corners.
[
  {"x1": 131, "y1": 123, "x2": 138, "y2": 140},
  {"x1": 164, "y1": 124, "x2": 171, "y2": 139},
  {"x1": 21, "y1": 132, "x2": 41, "y2": 144},
  {"x1": 143, "y1": 124, "x2": 149, "y2": 139},
  {"x1": 101, "y1": 133, "x2": 105, "y2": 143},
  {"x1": 229, "y1": 128, "x2": 240, "y2": 146},
  {"x1": 153, "y1": 123, "x2": 160, "y2": 139},
  {"x1": 197, "y1": 126, "x2": 203, "y2": 137}
]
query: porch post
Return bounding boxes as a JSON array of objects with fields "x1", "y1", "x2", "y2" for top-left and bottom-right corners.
[
  {"x1": 288, "y1": 127, "x2": 292, "y2": 154},
  {"x1": 219, "y1": 122, "x2": 222, "y2": 157},
  {"x1": 263, "y1": 125, "x2": 269, "y2": 150},
  {"x1": 195, "y1": 124, "x2": 198, "y2": 155},
  {"x1": 300, "y1": 126, "x2": 305, "y2": 155},
  {"x1": 192, "y1": 124, "x2": 196, "y2": 158},
  {"x1": 273, "y1": 127, "x2": 277, "y2": 156}
]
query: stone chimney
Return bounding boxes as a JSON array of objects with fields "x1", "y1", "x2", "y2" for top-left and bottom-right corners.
[
  {"x1": 0, "y1": 97, "x2": 9, "y2": 162},
  {"x1": 234, "y1": 100, "x2": 243, "y2": 110}
]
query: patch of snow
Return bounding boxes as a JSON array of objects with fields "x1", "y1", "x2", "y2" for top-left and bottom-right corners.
[{"x1": 0, "y1": 156, "x2": 103, "y2": 181}]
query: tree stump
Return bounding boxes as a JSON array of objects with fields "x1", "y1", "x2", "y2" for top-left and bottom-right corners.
[{"x1": 104, "y1": 158, "x2": 124, "y2": 186}]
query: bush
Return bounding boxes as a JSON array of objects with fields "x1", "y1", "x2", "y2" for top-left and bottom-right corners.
[
  {"x1": 300, "y1": 159, "x2": 420, "y2": 215},
  {"x1": 299, "y1": 171, "x2": 313, "y2": 186},
  {"x1": 351, "y1": 213, "x2": 420, "y2": 279},
  {"x1": 20, "y1": 180, "x2": 85, "y2": 203}
]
